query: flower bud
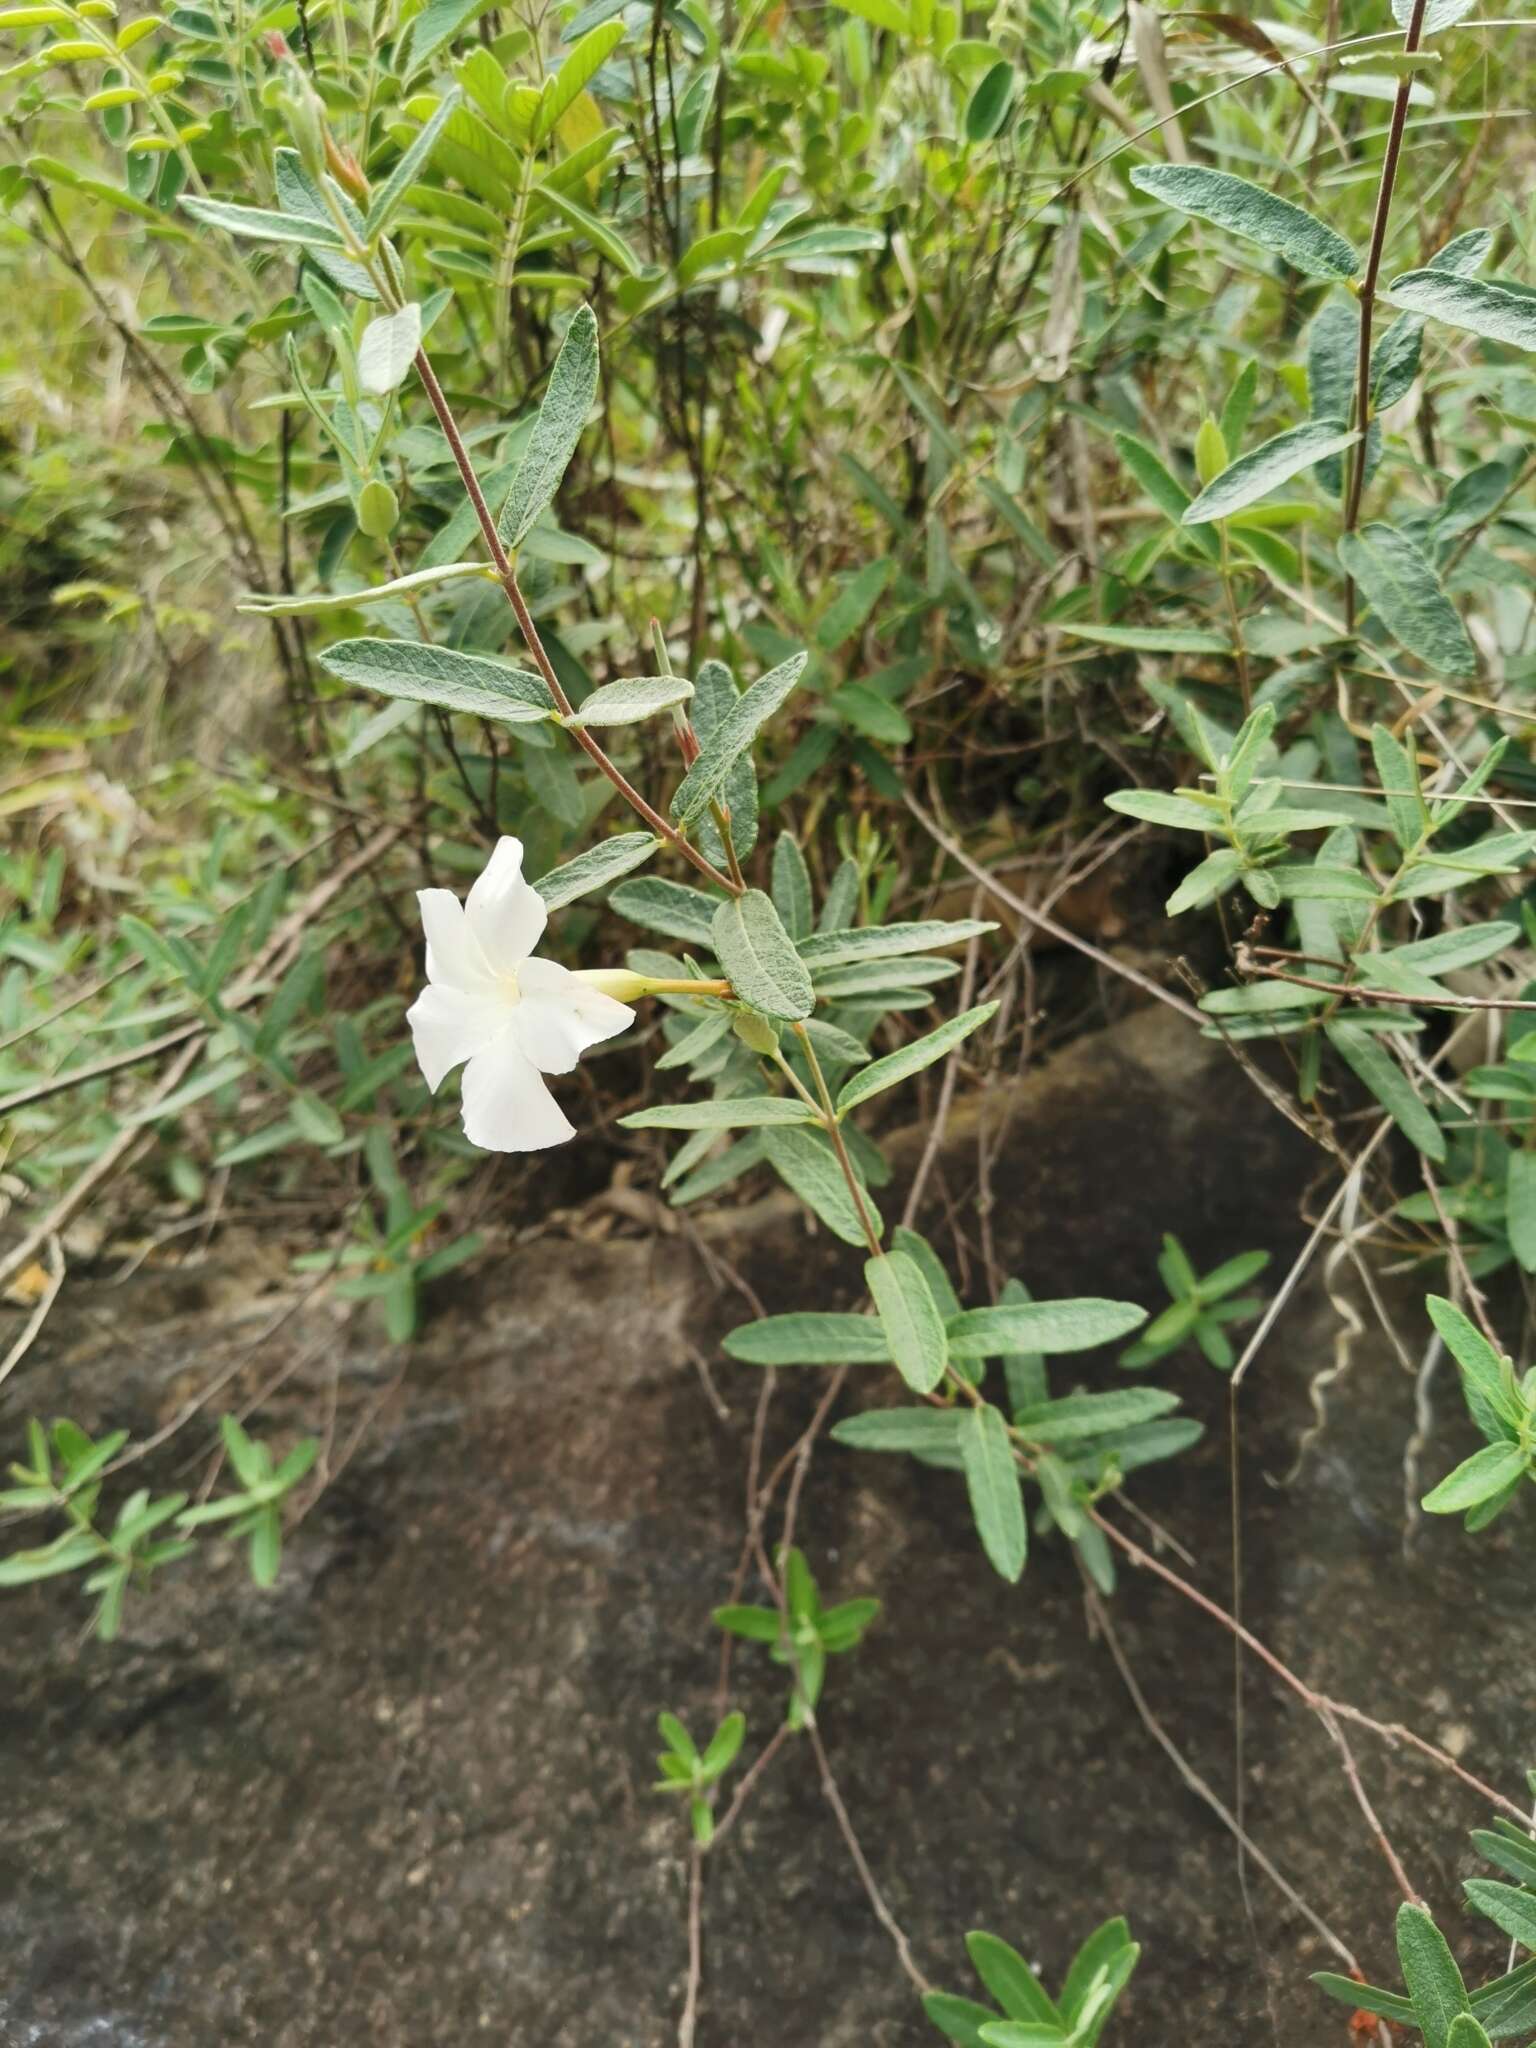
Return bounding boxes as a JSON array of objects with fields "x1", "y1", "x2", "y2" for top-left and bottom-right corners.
[
  {"x1": 573, "y1": 969, "x2": 652, "y2": 1002},
  {"x1": 731, "y1": 1011, "x2": 779, "y2": 1055},
  {"x1": 355, "y1": 479, "x2": 399, "y2": 538},
  {"x1": 280, "y1": 79, "x2": 329, "y2": 183}
]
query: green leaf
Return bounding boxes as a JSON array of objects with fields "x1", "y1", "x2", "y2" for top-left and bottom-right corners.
[
  {"x1": 799, "y1": 921, "x2": 995, "y2": 969},
  {"x1": 959, "y1": 1403, "x2": 1028, "y2": 1582},
  {"x1": 771, "y1": 833, "x2": 814, "y2": 940},
  {"x1": 1013, "y1": 1388, "x2": 1179, "y2": 1443},
  {"x1": 1371, "y1": 722, "x2": 1429, "y2": 850},
  {"x1": 357, "y1": 302, "x2": 422, "y2": 395},
  {"x1": 532, "y1": 832, "x2": 657, "y2": 910},
  {"x1": 691, "y1": 658, "x2": 759, "y2": 866},
  {"x1": 497, "y1": 305, "x2": 600, "y2": 550},
  {"x1": 364, "y1": 87, "x2": 462, "y2": 239},
  {"x1": 817, "y1": 558, "x2": 894, "y2": 651},
  {"x1": 1396, "y1": 1903, "x2": 1472, "y2": 2048},
  {"x1": 1057, "y1": 623, "x2": 1230, "y2": 655},
  {"x1": 620, "y1": 1096, "x2": 816, "y2": 1129},
  {"x1": 1184, "y1": 420, "x2": 1359, "y2": 524},
  {"x1": 568, "y1": 673, "x2": 693, "y2": 727},
  {"x1": 1060, "y1": 1919, "x2": 1136, "y2": 2027},
  {"x1": 966, "y1": 1934, "x2": 1061, "y2": 2025},
  {"x1": 866, "y1": 1250, "x2": 948, "y2": 1393},
  {"x1": 947, "y1": 1299, "x2": 1147, "y2": 1360},
  {"x1": 713, "y1": 890, "x2": 814, "y2": 1021},
  {"x1": 1325, "y1": 1020, "x2": 1445, "y2": 1161},
  {"x1": 1392, "y1": 0, "x2": 1476, "y2": 28},
  {"x1": 1338, "y1": 525, "x2": 1477, "y2": 677},
  {"x1": 1445, "y1": 2020, "x2": 1492, "y2": 2048},
  {"x1": 179, "y1": 194, "x2": 345, "y2": 250},
  {"x1": 923, "y1": 1993, "x2": 998, "y2": 2048},
  {"x1": 535, "y1": 183, "x2": 643, "y2": 276},
  {"x1": 830, "y1": 1409, "x2": 962, "y2": 1455},
  {"x1": 1129, "y1": 162, "x2": 1358, "y2": 279},
  {"x1": 534, "y1": 18, "x2": 626, "y2": 143},
  {"x1": 318, "y1": 638, "x2": 555, "y2": 723},
  {"x1": 1312, "y1": 1974, "x2": 1419, "y2": 2025},
  {"x1": 671, "y1": 652, "x2": 807, "y2": 827},
  {"x1": 890, "y1": 1226, "x2": 963, "y2": 1323},
  {"x1": 0, "y1": 1530, "x2": 101, "y2": 1585},
  {"x1": 1421, "y1": 1441, "x2": 1527, "y2": 1513},
  {"x1": 609, "y1": 876, "x2": 718, "y2": 946},
  {"x1": 239, "y1": 561, "x2": 493, "y2": 616},
  {"x1": 1387, "y1": 268, "x2": 1536, "y2": 353},
  {"x1": 1105, "y1": 789, "x2": 1222, "y2": 831},
  {"x1": 722, "y1": 1312, "x2": 890, "y2": 1366},
  {"x1": 1424, "y1": 1295, "x2": 1520, "y2": 1444},
  {"x1": 836, "y1": 1003, "x2": 998, "y2": 1115},
  {"x1": 762, "y1": 1125, "x2": 875, "y2": 1246},
  {"x1": 1463, "y1": 1882, "x2": 1536, "y2": 1953},
  {"x1": 965, "y1": 59, "x2": 1015, "y2": 142},
  {"x1": 1508, "y1": 1147, "x2": 1536, "y2": 1273}
]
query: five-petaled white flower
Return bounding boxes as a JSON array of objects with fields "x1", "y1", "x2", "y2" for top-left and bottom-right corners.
[{"x1": 408, "y1": 837, "x2": 635, "y2": 1153}]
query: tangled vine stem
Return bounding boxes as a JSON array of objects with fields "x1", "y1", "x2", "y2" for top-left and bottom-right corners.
[
  {"x1": 1093, "y1": 1509, "x2": 1529, "y2": 1823},
  {"x1": 405, "y1": 346, "x2": 740, "y2": 895}
]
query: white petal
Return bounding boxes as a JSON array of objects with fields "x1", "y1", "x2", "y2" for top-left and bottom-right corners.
[
  {"x1": 465, "y1": 836, "x2": 547, "y2": 975},
  {"x1": 418, "y1": 889, "x2": 497, "y2": 994},
  {"x1": 460, "y1": 1030, "x2": 576, "y2": 1152},
  {"x1": 510, "y1": 955, "x2": 636, "y2": 1075},
  {"x1": 407, "y1": 983, "x2": 510, "y2": 1092}
]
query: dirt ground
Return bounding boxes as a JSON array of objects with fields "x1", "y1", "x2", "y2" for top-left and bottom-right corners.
[{"x1": 2, "y1": 1006, "x2": 1530, "y2": 2048}]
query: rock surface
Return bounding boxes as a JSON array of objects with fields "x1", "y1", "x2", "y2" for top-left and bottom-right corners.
[{"x1": 2, "y1": 1006, "x2": 1530, "y2": 2048}]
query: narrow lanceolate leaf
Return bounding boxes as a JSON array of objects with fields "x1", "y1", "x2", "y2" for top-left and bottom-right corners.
[
  {"x1": 1129, "y1": 162, "x2": 1359, "y2": 279},
  {"x1": 1057, "y1": 622, "x2": 1230, "y2": 654},
  {"x1": 567, "y1": 674, "x2": 693, "y2": 727},
  {"x1": 831, "y1": 1410, "x2": 962, "y2": 1456},
  {"x1": 364, "y1": 86, "x2": 462, "y2": 240},
  {"x1": 1507, "y1": 1146, "x2": 1536, "y2": 1274},
  {"x1": 1424, "y1": 1294, "x2": 1518, "y2": 1441},
  {"x1": 1184, "y1": 421, "x2": 1359, "y2": 524},
  {"x1": 1326, "y1": 1020, "x2": 1445, "y2": 1161},
  {"x1": 946, "y1": 1298, "x2": 1148, "y2": 1361},
  {"x1": 497, "y1": 304, "x2": 600, "y2": 550},
  {"x1": 1396, "y1": 1903, "x2": 1473, "y2": 2048},
  {"x1": 692, "y1": 660, "x2": 759, "y2": 866},
  {"x1": 1462, "y1": 1882, "x2": 1536, "y2": 1954},
  {"x1": 609, "y1": 876, "x2": 718, "y2": 946},
  {"x1": 959, "y1": 1403, "x2": 1027, "y2": 1582},
  {"x1": 966, "y1": 1933, "x2": 1062, "y2": 2027},
  {"x1": 1386, "y1": 270, "x2": 1536, "y2": 353},
  {"x1": 179, "y1": 195, "x2": 346, "y2": 250},
  {"x1": 619, "y1": 1097, "x2": 816, "y2": 1130},
  {"x1": 799, "y1": 921, "x2": 996, "y2": 970},
  {"x1": 1444, "y1": 2021, "x2": 1493, "y2": 2048},
  {"x1": 712, "y1": 890, "x2": 813, "y2": 1021},
  {"x1": 866, "y1": 1251, "x2": 948, "y2": 1394},
  {"x1": 772, "y1": 832, "x2": 814, "y2": 940},
  {"x1": 671, "y1": 652, "x2": 807, "y2": 827},
  {"x1": 836, "y1": 1002, "x2": 999, "y2": 1116},
  {"x1": 273, "y1": 151, "x2": 376, "y2": 297},
  {"x1": 722, "y1": 1312, "x2": 890, "y2": 1366},
  {"x1": 1338, "y1": 524, "x2": 1477, "y2": 677},
  {"x1": 763, "y1": 1126, "x2": 877, "y2": 1246},
  {"x1": 357, "y1": 302, "x2": 423, "y2": 394},
  {"x1": 1013, "y1": 1390, "x2": 1181, "y2": 1443},
  {"x1": 532, "y1": 832, "x2": 657, "y2": 910},
  {"x1": 1421, "y1": 1442, "x2": 1527, "y2": 1514},
  {"x1": 319, "y1": 638, "x2": 554, "y2": 722},
  {"x1": 1105, "y1": 789, "x2": 1222, "y2": 832},
  {"x1": 1392, "y1": 0, "x2": 1479, "y2": 36},
  {"x1": 1371, "y1": 722, "x2": 1429, "y2": 850},
  {"x1": 239, "y1": 561, "x2": 493, "y2": 615},
  {"x1": 534, "y1": 17, "x2": 625, "y2": 142}
]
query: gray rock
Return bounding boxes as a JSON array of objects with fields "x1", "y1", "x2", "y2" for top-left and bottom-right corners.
[{"x1": 1, "y1": 1007, "x2": 1529, "y2": 2047}]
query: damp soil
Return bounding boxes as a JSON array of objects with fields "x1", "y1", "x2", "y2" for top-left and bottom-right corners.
[{"x1": 1, "y1": 1006, "x2": 1530, "y2": 2048}]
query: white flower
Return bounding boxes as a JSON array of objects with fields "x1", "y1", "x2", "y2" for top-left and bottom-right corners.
[{"x1": 407, "y1": 837, "x2": 635, "y2": 1153}]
